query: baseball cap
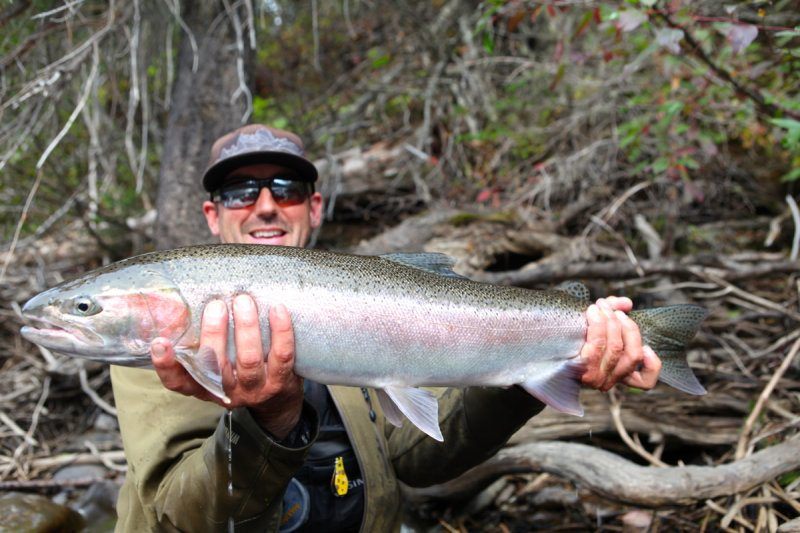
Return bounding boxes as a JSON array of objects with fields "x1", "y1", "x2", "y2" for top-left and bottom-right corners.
[{"x1": 201, "y1": 124, "x2": 318, "y2": 192}]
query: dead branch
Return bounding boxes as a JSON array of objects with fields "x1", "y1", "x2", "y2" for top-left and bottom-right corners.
[
  {"x1": 407, "y1": 437, "x2": 800, "y2": 509},
  {"x1": 475, "y1": 257, "x2": 800, "y2": 286}
]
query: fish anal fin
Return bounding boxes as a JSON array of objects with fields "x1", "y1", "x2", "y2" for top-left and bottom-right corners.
[
  {"x1": 379, "y1": 386, "x2": 443, "y2": 442},
  {"x1": 174, "y1": 346, "x2": 231, "y2": 404},
  {"x1": 519, "y1": 360, "x2": 585, "y2": 417},
  {"x1": 375, "y1": 389, "x2": 405, "y2": 428}
]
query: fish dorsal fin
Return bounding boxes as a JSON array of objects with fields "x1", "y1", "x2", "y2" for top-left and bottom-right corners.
[
  {"x1": 379, "y1": 253, "x2": 467, "y2": 279},
  {"x1": 553, "y1": 281, "x2": 591, "y2": 301},
  {"x1": 375, "y1": 386, "x2": 443, "y2": 441}
]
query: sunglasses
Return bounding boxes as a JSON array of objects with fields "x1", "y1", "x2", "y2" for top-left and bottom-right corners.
[{"x1": 211, "y1": 178, "x2": 313, "y2": 209}]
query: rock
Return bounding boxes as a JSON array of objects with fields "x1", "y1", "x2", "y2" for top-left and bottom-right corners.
[{"x1": 0, "y1": 491, "x2": 86, "y2": 533}]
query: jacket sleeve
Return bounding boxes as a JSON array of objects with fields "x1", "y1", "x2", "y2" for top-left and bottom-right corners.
[
  {"x1": 111, "y1": 366, "x2": 318, "y2": 532},
  {"x1": 387, "y1": 386, "x2": 544, "y2": 487}
]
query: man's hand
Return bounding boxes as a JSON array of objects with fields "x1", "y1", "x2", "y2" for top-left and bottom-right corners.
[
  {"x1": 150, "y1": 295, "x2": 304, "y2": 440},
  {"x1": 580, "y1": 296, "x2": 662, "y2": 391}
]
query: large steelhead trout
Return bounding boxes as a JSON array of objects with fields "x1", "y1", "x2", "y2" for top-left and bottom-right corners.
[{"x1": 20, "y1": 244, "x2": 707, "y2": 441}]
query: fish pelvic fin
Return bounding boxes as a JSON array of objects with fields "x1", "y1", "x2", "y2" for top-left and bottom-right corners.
[
  {"x1": 376, "y1": 386, "x2": 443, "y2": 442},
  {"x1": 629, "y1": 304, "x2": 709, "y2": 395},
  {"x1": 519, "y1": 359, "x2": 586, "y2": 416},
  {"x1": 174, "y1": 345, "x2": 231, "y2": 404}
]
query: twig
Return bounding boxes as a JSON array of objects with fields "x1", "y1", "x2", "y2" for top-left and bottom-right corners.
[
  {"x1": 588, "y1": 215, "x2": 645, "y2": 277},
  {"x1": 705, "y1": 498, "x2": 755, "y2": 530},
  {"x1": 787, "y1": 194, "x2": 800, "y2": 261},
  {"x1": 689, "y1": 268, "x2": 800, "y2": 323},
  {"x1": 609, "y1": 391, "x2": 669, "y2": 467},
  {"x1": 1, "y1": 450, "x2": 127, "y2": 472},
  {"x1": 0, "y1": 168, "x2": 42, "y2": 284},
  {"x1": 36, "y1": 38, "x2": 100, "y2": 170},
  {"x1": 79, "y1": 367, "x2": 117, "y2": 416},
  {"x1": 736, "y1": 336, "x2": 800, "y2": 460},
  {"x1": 83, "y1": 440, "x2": 127, "y2": 472},
  {"x1": 0, "y1": 476, "x2": 108, "y2": 491},
  {"x1": 0, "y1": 411, "x2": 38, "y2": 446}
]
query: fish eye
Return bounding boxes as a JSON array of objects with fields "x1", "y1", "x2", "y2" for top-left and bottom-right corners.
[{"x1": 72, "y1": 296, "x2": 101, "y2": 316}]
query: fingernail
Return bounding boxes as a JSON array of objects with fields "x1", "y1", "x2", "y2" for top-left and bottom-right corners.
[
  {"x1": 152, "y1": 341, "x2": 167, "y2": 360},
  {"x1": 207, "y1": 300, "x2": 226, "y2": 318},
  {"x1": 587, "y1": 304, "x2": 602, "y2": 323},
  {"x1": 234, "y1": 294, "x2": 255, "y2": 311},
  {"x1": 615, "y1": 310, "x2": 631, "y2": 322}
]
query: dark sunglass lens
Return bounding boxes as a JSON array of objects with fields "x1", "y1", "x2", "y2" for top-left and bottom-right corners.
[
  {"x1": 220, "y1": 185, "x2": 260, "y2": 208},
  {"x1": 270, "y1": 180, "x2": 309, "y2": 206}
]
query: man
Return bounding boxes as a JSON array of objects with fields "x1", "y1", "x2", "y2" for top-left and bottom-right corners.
[{"x1": 111, "y1": 124, "x2": 661, "y2": 532}]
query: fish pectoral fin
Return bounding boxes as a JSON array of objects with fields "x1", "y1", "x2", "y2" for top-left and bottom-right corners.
[
  {"x1": 377, "y1": 386, "x2": 443, "y2": 442},
  {"x1": 174, "y1": 346, "x2": 231, "y2": 404},
  {"x1": 519, "y1": 360, "x2": 585, "y2": 417}
]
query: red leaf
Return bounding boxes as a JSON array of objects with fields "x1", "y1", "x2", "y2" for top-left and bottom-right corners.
[
  {"x1": 507, "y1": 11, "x2": 525, "y2": 33},
  {"x1": 547, "y1": 4, "x2": 555, "y2": 17},
  {"x1": 593, "y1": 7, "x2": 602, "y2": 24},
  {"x1": 553, "y1": 38, "x2": 564, "y2": 63}
]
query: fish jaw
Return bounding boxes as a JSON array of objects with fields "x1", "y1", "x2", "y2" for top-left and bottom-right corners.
[{"x1": 20, "y1": 289, "x2": 110, "y2": 356}]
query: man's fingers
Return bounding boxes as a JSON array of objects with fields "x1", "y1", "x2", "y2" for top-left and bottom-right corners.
[
  {"x1": 622, "y1": 345, "x2": 662, "y2": 390},
  {"x1": 199, "y1": 299, "x2": 235, "y2": 390},
  {"x1": 589, "y1": 299, "x2": 625, "y2": 391},
  {"x1": 580, "y1": 304, "x2": 607, "y2": 389},
  {"x1": 232, "y1": 294, "x2": 266, "y2": 391},
  {"x1": 152, "y1": 338, "x2": 204, "y2": 396},
  {"x1": 605, "y1": 296, "x2": 633, "y2": 313},
  {"x1": 267, "y1": 304, "x2": 296, "y2": 384},
  {"x1": 606, "y1": 310, "x2": 644, "y2": 385}
]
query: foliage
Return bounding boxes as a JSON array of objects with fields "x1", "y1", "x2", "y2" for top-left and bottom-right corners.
[{"x1": 475, "y1": 0, "x2": 800, "y2": 194}]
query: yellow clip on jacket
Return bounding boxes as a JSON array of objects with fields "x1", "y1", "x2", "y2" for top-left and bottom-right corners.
[{"x1": 111, "y1": 365, "x2": 544, "y2": 532}]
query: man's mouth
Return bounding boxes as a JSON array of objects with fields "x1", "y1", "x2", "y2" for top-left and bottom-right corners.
[{"x1": 250, "y1": 229, "x2": 286, "y2": 240}]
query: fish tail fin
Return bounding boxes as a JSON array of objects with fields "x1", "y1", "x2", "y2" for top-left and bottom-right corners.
[
  {"x1": 174, "y1": 346, "x2": 231, "y2": 404},
  {"x1": 520, "y1": 358, "x2": 586, "y2": 416},
  {"x1": 629, "y1": 304, "x2": 708, "y2": 395},
  {"x1": 376, "y1": 386, "x2": 443, "y2": 442}
]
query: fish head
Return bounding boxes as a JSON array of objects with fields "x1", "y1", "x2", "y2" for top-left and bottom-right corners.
[{"x1": 20, "y1": 265, "x2": 192, "y2": 364}]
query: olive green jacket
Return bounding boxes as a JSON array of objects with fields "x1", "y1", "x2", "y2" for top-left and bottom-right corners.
[{"x1": 111, "y1": 366, "x2": 544, "y2": 532}]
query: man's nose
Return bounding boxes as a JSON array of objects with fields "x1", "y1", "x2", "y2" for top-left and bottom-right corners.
[{"x1": 252, "y1": 186, "x2": 279, "y2": 214}]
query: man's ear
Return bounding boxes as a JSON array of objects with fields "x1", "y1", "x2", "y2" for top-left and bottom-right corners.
[
  {"x1": 203, "y1": 201, "x2": 221, "y2": 236},
  {"x1": 308, "y1": 192, "x2": 323, "y2": 229}
]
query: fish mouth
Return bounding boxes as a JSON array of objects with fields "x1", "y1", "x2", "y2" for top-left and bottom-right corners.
[{"x1": 20, "y1": 317, "x2": 104, "y2": 355}]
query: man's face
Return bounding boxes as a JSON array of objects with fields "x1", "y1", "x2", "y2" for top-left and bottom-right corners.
[{"x1": 203, "y1": 163, "x2": 322, "y2": 248}]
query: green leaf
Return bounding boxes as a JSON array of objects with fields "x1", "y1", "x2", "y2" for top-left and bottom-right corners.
[
  {"x1": 770, "y1": 118, "x2": 800, "y2": 150},
  {"x1": 652, "y1": 157, "x2": 669, "y2": 174},
  {"x1": 779, "y1": 166, "x2": 800, "y2": 182}
]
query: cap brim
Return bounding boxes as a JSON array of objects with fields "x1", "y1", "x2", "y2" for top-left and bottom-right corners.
[{"x1": 202, "y1": 151, "x2": 318, "y2": 192}]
